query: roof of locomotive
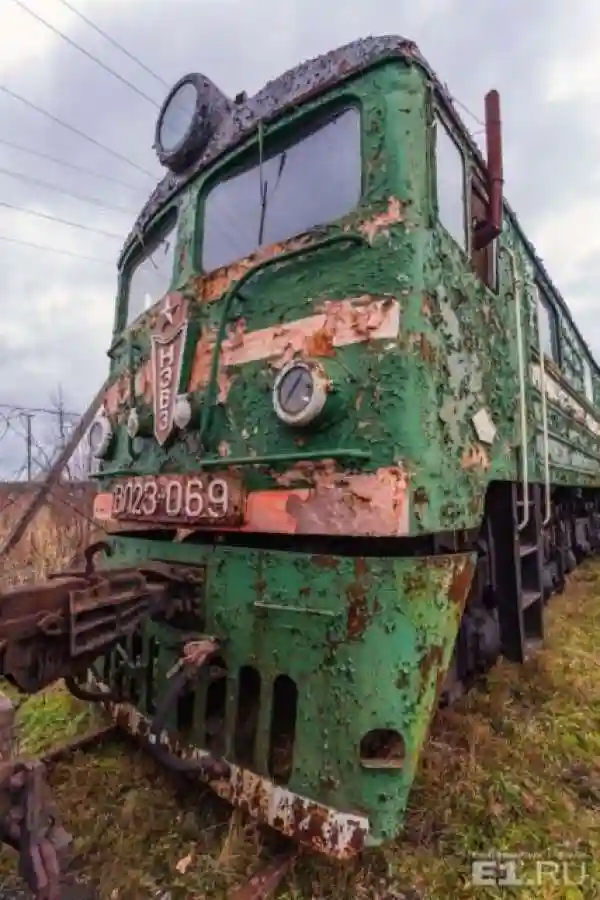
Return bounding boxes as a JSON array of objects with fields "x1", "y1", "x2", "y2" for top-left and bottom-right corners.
[
  {"x1": 118, "y1": 35, "x2": 599, "y2": 375},
  {"x1": 119, "y1": 35, "x2": 461, "y2": 265}
]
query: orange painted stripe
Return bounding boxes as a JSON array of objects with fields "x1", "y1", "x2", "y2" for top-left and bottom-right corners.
[
  {"x1": 102, "y1": 296, "x2": 400, "y2": 416},
  {"x1": 93, "y1": 466, "x2": 409, "y2": 538}
]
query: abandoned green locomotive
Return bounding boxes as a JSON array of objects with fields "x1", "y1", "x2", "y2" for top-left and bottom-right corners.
[{"x1": 29, "y1": 36, "x2": 600, "y2": 858}]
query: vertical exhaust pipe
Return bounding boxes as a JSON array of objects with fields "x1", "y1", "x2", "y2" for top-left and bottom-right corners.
[{"x1": 473, "y1": 89, "x2": 504, "y2": 250}]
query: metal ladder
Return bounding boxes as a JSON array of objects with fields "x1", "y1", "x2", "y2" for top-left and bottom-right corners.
[{"x1": 496, "y1": 247, "x2": 551, "y2": 661}]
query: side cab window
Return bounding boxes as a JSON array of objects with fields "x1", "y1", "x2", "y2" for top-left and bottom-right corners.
[
  {"x1": 434, "y1": 117, "x2": 466, "y2": 249},
  {"x1": 434, "y1": 114, "x2": 497, "y2": 290},
  {"x1": 536, "y1": 285, "x2": 560, "y2": 366},
  {"x1": 583, "y1": 358, "x2": 594, "y2": 405}
]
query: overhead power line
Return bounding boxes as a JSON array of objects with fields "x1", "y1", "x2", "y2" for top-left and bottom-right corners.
[
  {"x1": 448, "y1": 91, "x2": 485, "y2": 128},
  {"x1": 54, "y1": 0, "x2": 171, "y2": 89},
  {"x1": 0, "y1": 136, "x2": 147, "y2": 191},
  {"x1": 0, "y1": 233, "x2": 113, "y2": 264},
  {"x1": 0, "y1": 403, "x2": 80, "y2": 417},
  {"x1": 0, "y1": 84, "x2": 155, "y2": 177},
  {"x1": 12, "y1": 0, "x2": 160, "y2": 108},
  {"x1": 0, "y1": 201, "x2": 123, "y2": 238},
  {"x1": 0, "y1": 164, "x2": 137, "y2": 214}
]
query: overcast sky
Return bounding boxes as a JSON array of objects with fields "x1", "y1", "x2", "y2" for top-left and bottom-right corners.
[{"x1": 0, "y1": 0, "x2": 597, "y2": 476}]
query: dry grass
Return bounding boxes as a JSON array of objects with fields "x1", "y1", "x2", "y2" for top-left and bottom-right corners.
[
  {"x1": 0, "y1": 508, "x2": 599, "y2": 898},
  {"x1": 0, "y1": 500, "x2": 93, "y2": 589}
]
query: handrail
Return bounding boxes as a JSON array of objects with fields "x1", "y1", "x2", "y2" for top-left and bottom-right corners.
[
  {"x1": 500, "y1": 245, "x2": 529, "y2": 531},
  {"x1": 93, "y1": 447, "x2": 371, "y2": 478},
  {"x1": 535, "y1": 285, "x2": 551, "y2": 526}
]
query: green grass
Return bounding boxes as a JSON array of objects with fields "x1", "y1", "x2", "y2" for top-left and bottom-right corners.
[
  {"x1": 3, "y1": 682, "x2": 100, "y2": 757},
  {"x1": 1, "y1": 564, "x2": 599, "y2": 899}
]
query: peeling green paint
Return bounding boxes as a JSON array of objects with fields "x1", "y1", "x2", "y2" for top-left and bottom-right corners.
[
  {"x1": 104, "y1": 535, "x2": 475, "y2": 844},
  {"x1": 92, "y1": 40, "x2": 600, "y2": 853}
]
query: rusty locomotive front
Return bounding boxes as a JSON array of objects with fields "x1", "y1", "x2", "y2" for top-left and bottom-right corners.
[{"x1": 2, "y1": 34, "x2": 600, "y2": 883}]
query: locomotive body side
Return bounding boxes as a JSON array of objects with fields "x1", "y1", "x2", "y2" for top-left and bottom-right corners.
[{"x1": 87, "y1": 36, "x2": 600, "y2": 855}]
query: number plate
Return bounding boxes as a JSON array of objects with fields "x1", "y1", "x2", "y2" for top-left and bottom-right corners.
[{"x1": 111, "y1": 474, "x2": 245, "y2": 527}]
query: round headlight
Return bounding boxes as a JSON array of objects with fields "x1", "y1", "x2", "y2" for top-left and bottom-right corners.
[
  {"x1": 158, "y1": 81, "x2": 198, "y2": 155},
  {"x1": 89, "y1": 413, "x2": 113, "y2": 459},
  {"x1": 272, "y1": 360, "x2": 329, "y2": 427},
  {"x1": 154, "y1": 73, "x2": 232, "y2": 174}
]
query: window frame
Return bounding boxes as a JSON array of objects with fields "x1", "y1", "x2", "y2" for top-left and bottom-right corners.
[
  {"x1": 535, "y1": 283, "x2": 561, "y2": 367},
  {"x1": 116, "y1": 206, "x2": 178, "y2": 332},
  {"x1": 432, "y1": 110, "x2": 498, "y2": 291},
  {"x1": 583, "y1": 356, "x2": 594, "y2": 405},
  {"x1": 195, "y1": 99, "x2": 364, "y2": 274},
  {"x1": 433, "y1": 113, "x2": 468, "y2": 251}
]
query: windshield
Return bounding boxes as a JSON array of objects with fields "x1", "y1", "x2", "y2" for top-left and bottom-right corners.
[
  {"x1": 201, "y1": 107, "x2": 362, "y2": 271},
  {"x1": 124, "y1": 217, "x2": 176, "y2": 326}
]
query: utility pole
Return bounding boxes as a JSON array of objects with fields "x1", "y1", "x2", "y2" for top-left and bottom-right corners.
[
  {"x1": 24, "y1": 414, "x2": 33, "y2": 481},
  {"x1": 55, "y1": 386, "x2": 68, "y2": 480},
  {"x1": 58, "y1": 401, "x2": 65, "y2": 452}
]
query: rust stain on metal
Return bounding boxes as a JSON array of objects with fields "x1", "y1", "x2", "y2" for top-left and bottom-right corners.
[
  {"x1": 304, "y1": 325, "x2": 336, "y2": 358},
  {"x1": 346, "y1": 557, "x2": 379, "y2": 640},
  {"x1": 356, "y1": 196, "x2": 404, "y2": 243},
  {"x1": 0, "y1": 553, "x2": 207, "y2": 693},
  {"x1": 282, "y1": 465, "x2": 410, "y2": 536},
  {"x1": 273, "y1": 458, "x2": 346, "y2": 488},
  {"x1": 448, "y1": 558, "x2": 476, "y2": 610},
  {"x1": 419, "y1": 644, "x2": 444, "y2": 683},
  {"x1": 229, "y1": 851, "x2": 296, "y2": 900},
  {"x1": 413, "y1": 486, "x2": 428, "y2": 508},
  {"x1": 421, "y1": 294, "x2": 434, "y2": 318},
  {"x1": 0, "y1": 751, "x2": 72, "y2": 898},
  {"x1": 461, "y1": 443, "x2": 491, "y2": 472},
  {"x1": 94, "y1": 689, "x2": 370, "y2": 859},
  {"x1": 414, "y1": 331, "x2": 435, "y2": 362},
  {"x1": 311, "y1": 555, "x2": 340, "y2": 570}
]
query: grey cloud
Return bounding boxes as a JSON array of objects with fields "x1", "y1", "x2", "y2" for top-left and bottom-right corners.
[{"x1": 0, "y1": 0, "x2": 596, "y2": 476}]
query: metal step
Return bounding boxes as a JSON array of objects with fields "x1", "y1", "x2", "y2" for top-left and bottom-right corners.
[
  {"x1": 521, "y1": 589, "x2": 542, "y2": 610},
  {"x1": 519, "y1": 543, "x2": 538, "y2": 558}
]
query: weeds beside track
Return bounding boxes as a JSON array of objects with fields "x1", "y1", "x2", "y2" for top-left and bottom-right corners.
[{"x1": 0, "y1": 506, "x2": 598, "y2": 898}]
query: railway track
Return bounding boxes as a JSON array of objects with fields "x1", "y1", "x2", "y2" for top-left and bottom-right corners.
[{"x1": 1, "y1": 710, "x2": 297, "y2": 900}]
